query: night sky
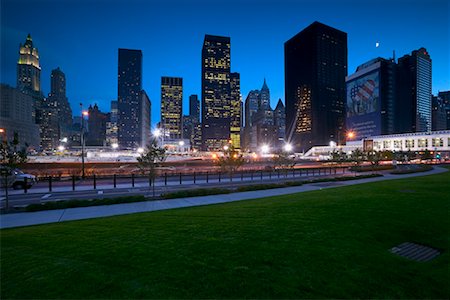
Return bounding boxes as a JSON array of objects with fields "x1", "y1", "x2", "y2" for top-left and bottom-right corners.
[{"x1": 1, "y1": 0, "x2": 449, "y2": 127}]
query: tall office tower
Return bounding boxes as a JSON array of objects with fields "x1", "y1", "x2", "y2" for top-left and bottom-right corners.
[
  {"x1": 346, "y1": 57, "x2": 397, "y2": 139},
  {"x1": 201, "y1": 34, "x2": 231, "y2": 151},
  {"x1": 439, "y1": 91, "x2": 450, "y2": 129},
  {"x1": 86, "y1": 104, "x2": 107, "y2": 146},
  {"x1": 47, "y1": 67, "x2": 73, "y2": 139},
  {"x1": 253, "y1": 79, "x2": 276, "y2": 149},
  {"x1": 16, "y1": 34, "x2": 46, "y2": 147},
  {"x1": 259, "y1": 78, "x2": 270, "y2": 110},
  {"x1": 273, "y1": 99, "x2": 286, "y2": 149},
  {"x1": 432, "y1": 95, "x2": 447, "y2": 131},
  {"x1": 161, "y1": 77, "x2": 183, "y2": 139},
  {"x1": 106, "y1": 100, "x2": 118, "y2": 146},
  {"x1": 17, "y1": 34, "x2": 41, "y2": 94},
  {"x1": 230, "y1": 72, "x2": 241, "y2": 149},
  {"x1": 243, "y1": 90, "x2": 259, "y2": 151},
  {"x1": 117, "y1": 48, "x2": 149, "y2": 149},
  {"x1": 397, "y1": 48, "x2": 432, "y2": 133},
  {"x1": 285, "y1": 21, "x2": 347, "y2": 151},
  {"x1": 141, "y1": 91, "x2": 151, "y2": 147},
  {"x1": 0, "y1": 84, "x2": 41, "y2": 148},
  {"x1": 189, "y1": 94, "x2": 200, "y2": 121}
]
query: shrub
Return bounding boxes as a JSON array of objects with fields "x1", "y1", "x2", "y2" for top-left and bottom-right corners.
[
  {"x1": 390, "y1": 165, "x2": 433, "y2": 175},
  {"x1": 161, "y1": 188, "x2": 231, "y2": 199},
  {"x1": 25, "y1": 195, "x2": 146, "y2": 212}
]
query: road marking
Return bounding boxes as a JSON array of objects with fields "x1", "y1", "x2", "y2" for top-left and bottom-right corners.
[
  {"x1": 41, "y1": 194, "x2": 52, "y2": 199},
  {"x1": 98, "y1": 191, "x2": 103, "y2": 195}
]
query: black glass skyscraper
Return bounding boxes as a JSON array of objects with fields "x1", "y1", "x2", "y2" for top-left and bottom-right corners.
[
  {"x1": 285, "y1": 21, "x2": 347, "y2": 151},
  {"x1": 396, "y1": 48, "x2": 432, "y2": 133},
  {"x1": 201, "y1": 34, "x2": 231, "y2": 151},
  {"x1": 117, "y1": 48, "x2": 150, "y2": 149}
]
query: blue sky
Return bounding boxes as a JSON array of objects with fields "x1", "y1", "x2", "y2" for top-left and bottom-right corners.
[{"x1": 1, "y1": 0, "x2": 449, "y2": 127}]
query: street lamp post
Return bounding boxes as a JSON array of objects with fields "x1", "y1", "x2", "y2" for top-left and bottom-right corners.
[{"x1": 80, "y1": 103, "x2": 88, "y2": 179}]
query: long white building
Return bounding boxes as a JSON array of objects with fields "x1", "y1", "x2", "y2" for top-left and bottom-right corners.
[{"x1": 303, "y1": 130, "x2": 450, "y2": 159}]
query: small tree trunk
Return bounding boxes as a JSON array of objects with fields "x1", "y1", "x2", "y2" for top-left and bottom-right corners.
[{"x1": 4, "y1": 174, "x2": 9, "y2": 211}]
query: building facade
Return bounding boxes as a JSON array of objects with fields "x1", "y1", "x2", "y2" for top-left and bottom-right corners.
[
  {"x1": 0, "y1": 84, "x2": 41, "y2": 148},
  {"x1": 230, "y1": 72, "x2": 241, "y2": 149},
  {"x1": 432, "y1": 95, "x2": 447, "y2": 131},
  {"x1": 106, "y1": 100, "x2": 118, "y2": 146},
  {"x1": 285, "y1": 21, "x2": 347, "y2": 152},
  {"x1": 47, "y1": 67, "x2": 73, "y2": 141},
  {"x1": 346, "y1": 57, "x2": 397, "y2": 140},
  {"x1": 86, "y1": 104, "x2": 107, "y2": 146},
  {"x1": 161, "y1": 77, "x2": 183, "y2": 139},
  {"x1": 397, "y1": 48, "x2": 432, "y2": 133},
  {"x1": 201, "y1": 34, "x2": 231, "y2": 151},
  {"x1": 117, "y1": 48, "x2": 150, "y2": 149},
  {"x1": 273, "y1": 99, "x2": 286, "y2": 149},
  {"x1": 243, "y1": 90, "x2": 259, "y2": 151}
]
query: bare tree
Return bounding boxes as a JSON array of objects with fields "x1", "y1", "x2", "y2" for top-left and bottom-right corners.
[
  {"x1": 137, "y1": 139, "x2": 166, "y2": 197},
  {"x1": 0, "y1": 133, "x2": 28, "y2": 210},
  {"x1": 216, "y1": 144, "x2": 244, "y2": 174}
]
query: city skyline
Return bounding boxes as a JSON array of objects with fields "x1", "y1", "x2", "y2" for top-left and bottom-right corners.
[{"x1": 1, "y1": 0, "x2": 448, "y2": 127}]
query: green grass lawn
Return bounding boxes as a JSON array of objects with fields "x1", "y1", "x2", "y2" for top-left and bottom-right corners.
[{"x1": 1, "y1": 171, "x2": 449, "y2": 299}]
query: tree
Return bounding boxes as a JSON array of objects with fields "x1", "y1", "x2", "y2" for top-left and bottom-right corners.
[
  {"x1": 216, "y1": 144, "x2": 244, "y2": 174},
  {"x1": 366, "y1": 150, "x2": 383, "y2": 168},
  {"x1": 0, "y1": 132, "x2": 28, "y2": 210},
  {"x1": 330, "y1": 149, "x2": 347, "y2": 163},
  {"x1": 273, "y1": 150, "x2": 296, "y2": 170},
  {"x1": 137, "y1": 139, "x2": 166, "y2": 197},
  {"x1": 350, "y1": 148, "x2": 365, "y2": 165},
  {"x1": 420, "y1": 149, "x2": 433, "y2": 161}
]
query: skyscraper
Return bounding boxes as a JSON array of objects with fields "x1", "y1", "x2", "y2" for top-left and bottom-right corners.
[
  {"x1": 106, "y1": 100, "x2": 118, "y2": 146},
  {"x1": 47, "y1": 67, "x2": 73, "y2": 139},
  {"x1": 243, "y1": 90, "x2": 259, "y2": 151},
  {"x1": 201, "y1": 34, "x2": 231, "y2": 151},
  {"x1": 397, "y1": 48, "x2": 432, "y2": 133},
  {"x1": 189, "y1": 94, "x2": 200, "y2": 121},
  {"x1": 17, "y1": 34, "x2": 41, "y2": 94},
  {"x1": 16, "y1": 34, "x2": 46, "y2": 148},
  {"x1": 273, "y1": 99, "x2": 286, "y2": 149},
  {"x1": 161, "y1": 77, "x2": 183, "y2": 139},
  {"x1": 285, "y1": 21, "x2": 347, "y2": 151},
  {"x1": 259, "y1": 78, "x2": 270, "y2": 110},
  {"x1": 185, "y1": 94, "x2": 201, "y2": 150},
  {"x1": 117, "y1": 48, "x2": 150, "y2": 149},
  {"x1": 439, "y1": 91, "x2": 450, "y2": 130},
  {"x1": 230, "y1": 72, "x2": 241, "y2": 149}
]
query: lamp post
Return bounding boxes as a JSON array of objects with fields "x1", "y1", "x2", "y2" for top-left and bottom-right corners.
[{"x1": 80, "y1": 103, "x2": 88, "y2": 179}]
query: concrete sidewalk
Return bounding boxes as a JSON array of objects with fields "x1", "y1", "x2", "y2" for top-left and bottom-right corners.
[{"x1": 1, "y1": 167, "x2": 447, "y2": 229}]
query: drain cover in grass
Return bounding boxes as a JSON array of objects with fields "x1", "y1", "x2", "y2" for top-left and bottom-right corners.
[{"x1": 390, "y1": 242, "x2": 440, "y2": 262}]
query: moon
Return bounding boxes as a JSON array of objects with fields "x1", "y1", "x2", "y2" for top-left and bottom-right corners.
[{"x1": 375, "y1": 41, "x2": 380, "y2": 48}]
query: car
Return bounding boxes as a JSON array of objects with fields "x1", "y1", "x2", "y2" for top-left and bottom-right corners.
[{"x1": 0, "y1": 167, "x2": 37, "y2": 190}]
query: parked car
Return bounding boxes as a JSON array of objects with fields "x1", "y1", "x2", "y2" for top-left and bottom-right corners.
[{"x1": 0, "y1": 167, "x2": 37, "y2": 189}]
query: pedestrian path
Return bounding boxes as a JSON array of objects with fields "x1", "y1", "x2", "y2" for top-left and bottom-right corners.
[{"x1": 0, "y1": 167, "x2": 447, "y2": 229}]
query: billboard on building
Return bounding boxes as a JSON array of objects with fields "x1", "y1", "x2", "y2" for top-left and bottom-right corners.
[{"x1": 346, "y1": 71, "x2": 381, "y2": 139}]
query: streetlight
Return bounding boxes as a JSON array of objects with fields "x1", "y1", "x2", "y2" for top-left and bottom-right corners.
[
  {"x1": 223, "y1": 145, "x2": 229, "y2": 151},
  {"x1": 137, "y1": 147, "x2": 144, "y2": 154},
  {"x1": 0, "y1": 128, "x2": 5, "y2": 142},
  {"x1": 347, "y1": 131, "x2": 355, "y2": 140},
  {"x1": 80, "y1": 103, "x2": 89, "y2": 179},
  {"x1": 111, "y1": 143, "x2": 119, "y2": 150},
  {"x1": 57, "y1": 145, "x2": 65, "y2": 151},
  {"x1": 261, "y1": 144, "x2": 270, "y2": 154},
  {"x1": 283, "y1": 143, "x2": 293, "y2": 152}
]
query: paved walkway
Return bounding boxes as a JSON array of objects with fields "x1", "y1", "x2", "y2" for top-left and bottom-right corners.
[{"x1": 1, "y1": 167, "x2": 447, "y2": 229}]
